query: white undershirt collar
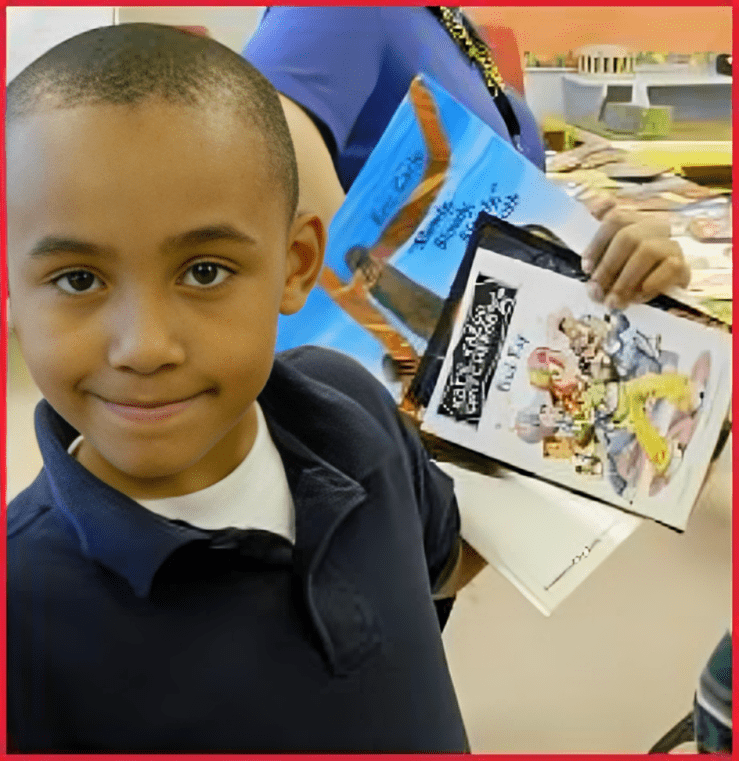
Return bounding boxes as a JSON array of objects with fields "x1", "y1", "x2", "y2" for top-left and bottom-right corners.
[{"x1": 67, "y1": 403, "x2": 295, "y2": 541}]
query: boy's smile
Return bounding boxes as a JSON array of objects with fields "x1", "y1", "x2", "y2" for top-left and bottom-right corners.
[{"x1": 7, "y1": 100, "x2": 322, "y2": 499}]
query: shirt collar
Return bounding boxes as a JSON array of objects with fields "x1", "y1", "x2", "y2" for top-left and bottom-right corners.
[
  {"x1": 34, "y1": 400, "x2": 211, "y2": 598},
  {"x1": 34, "y1": 353, "x2": 389, "y2": 609}
]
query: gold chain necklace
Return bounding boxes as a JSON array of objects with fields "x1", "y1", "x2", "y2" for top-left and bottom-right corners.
[{"x1": 431, "y1": 7, "x2": 506, "y2": 96}]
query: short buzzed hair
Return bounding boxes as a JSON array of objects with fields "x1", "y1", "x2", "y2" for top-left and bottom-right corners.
[{"x1": 7, "y1": 23, "x2": 298, "y2": 220}]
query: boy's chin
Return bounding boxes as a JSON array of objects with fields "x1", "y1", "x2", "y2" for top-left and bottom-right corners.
[{"x1": 78, "y1": 441, "x2": 223, "y2": 500}]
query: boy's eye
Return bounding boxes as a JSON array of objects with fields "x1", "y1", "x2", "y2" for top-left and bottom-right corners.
[
  {"x1": 180, "y1": 262, "x2": 233, "y2": 288},
  {"x1": 53, "y1": 270, "x2": 104, "y2": 294}
]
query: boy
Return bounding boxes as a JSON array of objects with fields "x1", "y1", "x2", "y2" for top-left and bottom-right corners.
[
  {"x1": 6, "y1": 22, "x2": 691, "y2": 753},
  {"x1": 6, "y1": 24, "x2": 470, "y2": 752}
]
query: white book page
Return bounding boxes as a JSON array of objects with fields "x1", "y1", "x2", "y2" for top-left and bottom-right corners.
[
  {"x1": 423, "y1": 247, "x2": 732, "y2": 529},
  {"x1": 438, "y1": 462, "x2": 642, "y2": 615}
]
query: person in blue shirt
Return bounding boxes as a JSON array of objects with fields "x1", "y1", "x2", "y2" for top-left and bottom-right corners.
[
  {"x1": 243, "y1": 6, "x2": 691, "y2": 311},
  {"x1": 6, "y1": 23, "x2": 475, "y2": 752}
]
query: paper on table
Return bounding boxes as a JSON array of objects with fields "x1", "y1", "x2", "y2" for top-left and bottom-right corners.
[
  {"x1": 437, "y1": 462, "x2": 642, "y2": 615},
  {"x1": 687, "y1": 269, "x2": 732, "y2": 300}
]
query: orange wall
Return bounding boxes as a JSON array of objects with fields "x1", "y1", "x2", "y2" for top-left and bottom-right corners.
[{"x1": 465, "y1": 6, "x2": 732, "y2": 58}]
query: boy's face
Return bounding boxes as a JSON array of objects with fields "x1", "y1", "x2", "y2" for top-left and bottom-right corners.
[{"x1": 7, "y1": 100, "x2": 321, "y2": 499}]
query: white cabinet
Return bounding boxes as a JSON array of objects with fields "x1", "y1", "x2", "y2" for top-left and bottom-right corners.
[{"x1": 524, "y1": 67, "x2": 731, "y2": 125}]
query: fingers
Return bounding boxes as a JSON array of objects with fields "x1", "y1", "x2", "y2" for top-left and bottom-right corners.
[
  {"x1": 591, "y1": 239, "x2": 659, "y2": 308},
  {"x1": 605, "y1": 238, "x2": 686, "y2": 309},
  {"x1": 639, "y1": 253, "x2": 691, "y2": 298},
  {"x1": 583, "y1": 209, "x2": 688, "y2": 309},
  {"x1": 589, "y1": 219, "x2": 670, "y2": 300},
  {"x1": 580, "y1": 190, "x2": 617, "y2": 221},
  {"x1": 581, "y1": 208, "x2": 642, "y2": 274}
]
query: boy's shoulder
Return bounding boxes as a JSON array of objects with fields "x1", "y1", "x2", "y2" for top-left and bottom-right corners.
[
  {"x1": 277, "y1": 344, "x2": 392, "y2": 399},
  {"x1": 272, "y1": 345, "x2": 400, "y2": 430},
  {"x1": 265, "y1": 345, "x2": 420, "y2": 480},
  {"x1": 7, "y1": 469, "x2": 55, "y2": 540},
  {"x1": 7, "y1": 469, "x2": 81, "y2": 589}
]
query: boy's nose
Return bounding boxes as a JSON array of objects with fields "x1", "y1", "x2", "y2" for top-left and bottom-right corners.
[{"x1": 107, "y1": 292, "x2": 186, "y2": 374}]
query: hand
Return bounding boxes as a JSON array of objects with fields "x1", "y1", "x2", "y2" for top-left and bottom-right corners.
[
  {"x1": 578, "y1": 189, "x2": 617, "y2": 220},
  {"x1": 581, "y1": 209, "x2": 690, "y2": 310}
]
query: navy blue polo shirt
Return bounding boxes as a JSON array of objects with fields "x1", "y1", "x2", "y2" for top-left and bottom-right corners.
[{"x1": 7, "y1": 347, "x2": 467, "y2": 752}]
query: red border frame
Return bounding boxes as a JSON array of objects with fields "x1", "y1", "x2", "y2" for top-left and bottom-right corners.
[{"x1": 1, "y1": 3, "x2": 735, "y2": 759}]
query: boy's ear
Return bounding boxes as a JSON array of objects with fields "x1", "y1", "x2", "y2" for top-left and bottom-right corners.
[{"x1": 280, "y1": 212, "x2": 326, "y2": 315}]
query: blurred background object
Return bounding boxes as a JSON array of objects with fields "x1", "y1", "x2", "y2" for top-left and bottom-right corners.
[
  {"x1": 6, "y1": 6, "x2": 115, "y2": 81},
  {"x1": 715, "y1": 53, "x2": 731, "y2": 77},
  {"x1": 475, "y1": 24, "x2": 526, "y2": 96},
  {"x1": 575, "y1": 44, "x2": 635, "y2": 75},
  {"x1": 466, "y1": 6, "x2": 732, "y2": 139},
  {"x1": 114, "y1": 6, "x2": 264, "y2": 52}
]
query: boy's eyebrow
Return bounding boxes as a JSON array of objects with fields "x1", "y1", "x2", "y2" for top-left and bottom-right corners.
[
  {"x1": 166, "y1": 225, "x2": 258, "y2": 248},
  {"x1": 29, "y1": 237, "x2": 113, "y2": 258},
  {"x1": 27, "y1": 225, "x2": 257, "y2": 258}
]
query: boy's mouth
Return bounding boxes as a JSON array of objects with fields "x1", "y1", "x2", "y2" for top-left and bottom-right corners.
[{"x1": 95, "y1": 393, "x2": 207, "y2": 423}]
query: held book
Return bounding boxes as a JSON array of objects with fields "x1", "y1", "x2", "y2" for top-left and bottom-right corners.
[
  {"x1": 420, "y1": 215, "x2": 732, "y2": 531},
  {"x1": 276, "y1": 74, "x2": 600, "y2": 400},
  {"x1": 276, "y1": 75, "x2": 731, "y2": 610},
  {"x1": 435, "y1": 462, "x2": 642, "y2": 616}
]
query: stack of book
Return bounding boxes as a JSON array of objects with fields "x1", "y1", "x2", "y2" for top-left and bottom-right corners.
[{"x1": 277, "y1": 76, "x2": 732, "y2": 615}]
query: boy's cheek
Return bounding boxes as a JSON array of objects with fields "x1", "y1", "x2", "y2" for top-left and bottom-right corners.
[
  {"x1": 12, "y1": 309, "x2": 82, "y2": 389},
  {"x1": 14, "y1": 338, "x2": 68, "y2": 397}
]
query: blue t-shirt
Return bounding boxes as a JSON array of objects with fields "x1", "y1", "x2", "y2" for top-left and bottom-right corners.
[{"x1": 244, "y1": 6, "x2": 545, "y2": 191}]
